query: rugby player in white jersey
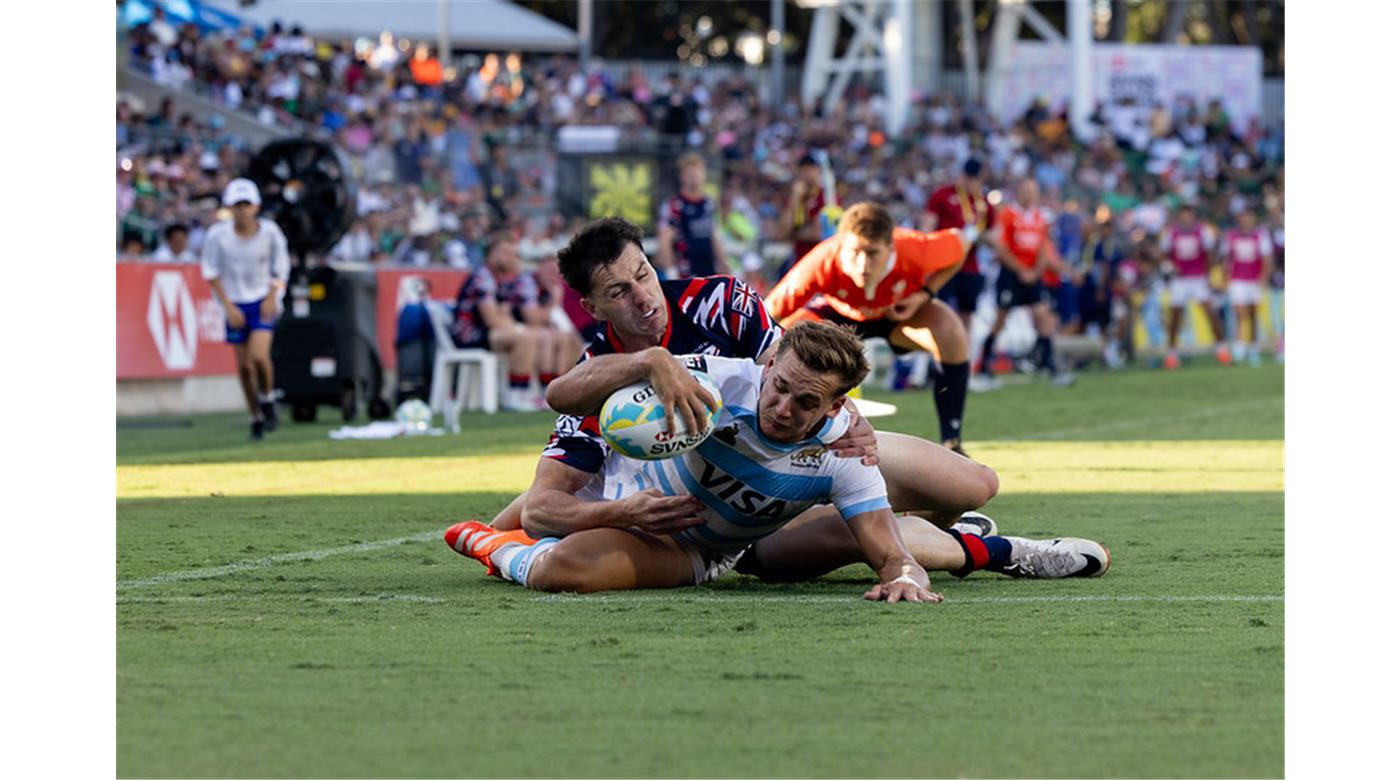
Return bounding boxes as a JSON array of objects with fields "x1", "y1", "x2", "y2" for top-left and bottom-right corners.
[
  {"x1": 200, "y1": 178, "x2": 291, "y2": 440},
  {"x1": 448, "y1": 322, "x2": 1110, "y2": 596},
  {"x1": 450, "y1": 321, "x2": 941, "y2": 600}
]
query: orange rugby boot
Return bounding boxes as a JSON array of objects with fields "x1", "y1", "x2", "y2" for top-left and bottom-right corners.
[{"x1": 444, "y1": 521, "x2": 537, "y2": 576}]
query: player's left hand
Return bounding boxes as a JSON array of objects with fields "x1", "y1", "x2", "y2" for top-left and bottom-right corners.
[
  {"x1": 887, "y1": 291, "x2": 931, "y2": 322},
  {"x1": 260, "y1": 295, "x2": 278, "y2": 321},
  {"x1": 864, "y1": 575, "x2": 943, "y2": 603},
  {"x1": 829, "y1": 399, "x2": 879, "y2": 465}
]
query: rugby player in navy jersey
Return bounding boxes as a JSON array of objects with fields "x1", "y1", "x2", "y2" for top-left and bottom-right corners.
[
  {"x1": 464, "y1": 217, "x2": 1108, "y2": 581},
  {"x1": 655, "y1": 153, "x2": 729, "y2": 279}
]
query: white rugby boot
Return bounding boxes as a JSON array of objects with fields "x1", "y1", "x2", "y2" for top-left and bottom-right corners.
[
  {"x1": 992, "y1": 537, "x2": 1111, "y2": 578},
  {"x1": 950, "y1": 511, "x2": 999, "y2": 538}
]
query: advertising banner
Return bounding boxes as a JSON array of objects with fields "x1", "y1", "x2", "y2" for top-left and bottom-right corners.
[
  {"x1": 116, "y1": 262, "x2": 238, "y2": 379},
  {"x1": 992, "y1": 43, "x2": 1262, "y2": 131}
]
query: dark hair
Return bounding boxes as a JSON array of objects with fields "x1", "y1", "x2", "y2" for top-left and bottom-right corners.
[
  {"x1": 556, "y1": 217, "x2": 645, "y2": 296},
  {"x1": 963, "y1": 157, "x2": 984, "y2": 178},
  {"x1": 163, "y1": 223, "x2": 189, "y2": 239},
  {"x1": 773, "y1": 321, "x2": 871, "y2": 398},
  {"x1": 484, "y1": 230, "x2": 514, "y2": 261}
]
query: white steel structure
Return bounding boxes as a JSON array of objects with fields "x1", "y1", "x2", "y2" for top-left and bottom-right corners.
[{"x1": 801, "y1": 0, "x2": 1094, "y2": 137}]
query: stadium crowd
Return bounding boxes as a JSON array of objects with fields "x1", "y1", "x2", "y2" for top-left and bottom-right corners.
[{"x1": 117, "y1": 15, "x2": 1284, "y2": 370}]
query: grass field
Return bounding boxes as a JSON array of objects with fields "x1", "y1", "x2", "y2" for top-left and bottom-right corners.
[{"x1": 116, "y1": 361, "x2": 1284, "y2": 778}]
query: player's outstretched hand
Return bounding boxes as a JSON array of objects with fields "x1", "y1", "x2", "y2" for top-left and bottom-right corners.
[
  {"x1": 829, "y1": 398, "x2": 880, "y2": 465},
  {"x1": 887, "y1": 291, "x2": 931, "y2": 322},
  {"x1": 864, "y1": 579, "x2": 944, "y2": 603},
  {"x1": 622, "y1": 488, "x2": 706, "y2": 535},
  {"x1": 647, "y1": 351, "x2": 719, "y2": 437}
]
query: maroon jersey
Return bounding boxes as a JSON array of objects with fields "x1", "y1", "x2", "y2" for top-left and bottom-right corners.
[
  {"x1": 791, "y1": 187, "x2": 827, "y2": 262},
  {"x1": 926, "y1": 184, "x2": 994, "y2": 273},
  {"x1": 1161, "y1": 225, "x2": 1213, "y2": 278},
  {"x1": 1223, "y1": 228, "x2": 1273, "y2": 282}
]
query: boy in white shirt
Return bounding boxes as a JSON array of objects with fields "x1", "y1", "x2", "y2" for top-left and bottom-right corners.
[{"x1": 200, "y1": 179, "x2": 291, "y2": 440}]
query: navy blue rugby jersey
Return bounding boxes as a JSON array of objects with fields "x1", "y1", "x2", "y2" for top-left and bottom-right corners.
[
  {"x1": 660, "y1": 193, "x2": 720, "y2": 278},
  {"x1": 542, "y1": 275, "x2": 784, "y2": 473}
]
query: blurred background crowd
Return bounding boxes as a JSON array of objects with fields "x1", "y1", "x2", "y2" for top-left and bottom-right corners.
[{"x1": 116, "y1": 2, "x2": 1283, "y2": 367}]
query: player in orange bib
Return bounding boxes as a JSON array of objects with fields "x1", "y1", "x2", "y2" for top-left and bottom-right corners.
[
  {"x1": 979, "y1": 178, "x2": 1077, "y2": 388},
  {"x1": 765, "y1": 202, "x2": 977, "y2": 454}
]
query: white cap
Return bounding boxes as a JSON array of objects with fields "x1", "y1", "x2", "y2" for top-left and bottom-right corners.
[{"x1": 222, "y1": 178, "x2": 262, "y2": 207}]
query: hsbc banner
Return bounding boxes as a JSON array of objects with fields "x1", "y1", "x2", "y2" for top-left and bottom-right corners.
[
  {"x1": 992, "y1": 43, "x2": 1262, "y2": 132},
  {"x1": 119, "y1": 264, "x2": 477, "y2": 378},
  {"x1": 117, "y1": 262, "x2": 237, "y2": 379}
]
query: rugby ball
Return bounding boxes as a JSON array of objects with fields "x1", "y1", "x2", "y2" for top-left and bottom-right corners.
[{"x1": 599, "y1": 371, "x2": 722, "y2": 460}]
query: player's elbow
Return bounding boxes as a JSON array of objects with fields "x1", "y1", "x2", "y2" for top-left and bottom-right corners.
[{"x1": 543, "y1": 379, "x2": 588, "y2": 415}]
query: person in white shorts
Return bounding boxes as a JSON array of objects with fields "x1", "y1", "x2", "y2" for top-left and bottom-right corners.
[
  {"x1": 1159, "y1": 204, "x2": 1229, "y2": 368},
  {"x1": 200, "y1": 178, "x2": 291, "y2": 440},
  {"x1": 1220, "y1": 209, "x2": 1275, "y2": 366}
]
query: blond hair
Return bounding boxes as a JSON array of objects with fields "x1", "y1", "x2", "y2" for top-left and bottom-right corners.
[
  {"x1": 677, "y1": 152, "x2": 706, "y2": 171},
  {"x1": 836, "y1": 202, "x2": 895, "y2": 244},
  {"x1": 774, "y1": 320, "x2": 871, "y2": 397}
]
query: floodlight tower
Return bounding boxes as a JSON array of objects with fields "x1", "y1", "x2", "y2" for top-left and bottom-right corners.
[
  {"x1": 798, "y1": 0, "x2": 915, "y2": 136},
  {"x1": 800, "y1": 0, "x2": 1094, "y2": 137},
  {"x1": 984, "y1": 0, "x2": 1095, "y2": 138}
]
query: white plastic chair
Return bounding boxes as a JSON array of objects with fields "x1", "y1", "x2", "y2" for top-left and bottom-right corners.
[{"x1": 425, "y1": 300, "x2": 500, "y2": 430}]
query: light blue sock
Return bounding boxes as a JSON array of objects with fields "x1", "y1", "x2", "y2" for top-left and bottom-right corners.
[{"x1": 492, "y1": 538, "x2": 561, "y2": 586}]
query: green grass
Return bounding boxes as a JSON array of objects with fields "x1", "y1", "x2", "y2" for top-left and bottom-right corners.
[{"x1": 117, "y1": 361, "x2": 1284, "y2": 778}]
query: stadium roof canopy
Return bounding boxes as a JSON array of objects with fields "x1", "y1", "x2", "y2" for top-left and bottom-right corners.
[{"x1": 204, "y1": 0, "x2": 580, "y2": 53}]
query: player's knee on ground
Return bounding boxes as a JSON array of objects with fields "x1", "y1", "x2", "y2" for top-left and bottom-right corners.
[{"x1": 523, "y1": 539, "x2": 607, "y2": 592}]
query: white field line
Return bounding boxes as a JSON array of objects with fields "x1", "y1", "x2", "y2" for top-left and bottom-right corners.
[
  {"x1": 999, "y1": 397, "x2": 1283, "y2": 441},
  {"x1": 116, "y1": 531, "x2": 441, "y2": 589},
  {"x1": 116, "y1": 591, "x2": 1280, "y2": 607},
  {"x1": 118, "y1": 395, "x2": 1280, "y2": 593},
  {"x1": 531, "y1": 593, "x2": 1283, "y2": 605},
  {"x1": 117, "y1": 593, "x2": 446, "y2": 604}
]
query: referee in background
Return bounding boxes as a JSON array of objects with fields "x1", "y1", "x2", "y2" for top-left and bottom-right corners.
[{"x1": 200, "y1": 178, "x2": 291, "y2": 440}]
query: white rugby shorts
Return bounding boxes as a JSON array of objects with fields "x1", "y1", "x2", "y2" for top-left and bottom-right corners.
[
  {"x1": 1227, "y1": 280, "x2": 1263, "y2": 306},
  {"x1": 1168, "y1": 276, "x2": 1213, "y2": 307}
]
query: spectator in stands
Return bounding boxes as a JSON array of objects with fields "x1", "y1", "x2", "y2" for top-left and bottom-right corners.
[
  {"x1": 527, "y1": 256, "x2": 584, "y2": 396},
  {"x1": 451, "y1": 234, "x2": 546, "y2": 412},
  {"x1": 153, "y1": 223, "x2": 196, "y2": 263},
  {"x1": 481, "y1": 144, "x2": 519, "y2": 224},
  {"x1": 116, "y1": 16, "x2": 1282, "y2": 375},
  {"x1": 781, "y1": 154, "x2": 828, "y2": 269}
]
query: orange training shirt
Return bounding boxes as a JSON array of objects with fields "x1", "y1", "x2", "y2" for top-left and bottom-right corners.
[{"x1": 765, "y1": 227, "x2": 966, "y2": 323}]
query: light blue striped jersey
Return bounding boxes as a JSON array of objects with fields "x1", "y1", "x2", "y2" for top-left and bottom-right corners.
[{"x1": 600, "y1": 356, "x2": 891, "y2": 553}]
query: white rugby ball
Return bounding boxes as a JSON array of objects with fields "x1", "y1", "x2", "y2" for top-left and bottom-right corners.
[{"x1": 599, "y1": 370, "x2": 722, "y2": 460}]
